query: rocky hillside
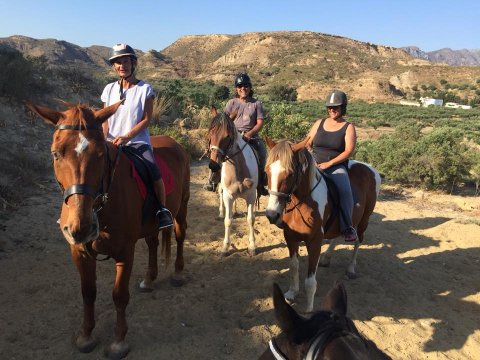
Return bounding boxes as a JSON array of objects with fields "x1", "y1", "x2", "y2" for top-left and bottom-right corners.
[
  {"x1": 2, "y1": 32, "x2": 480, "y2": 102},
  {"x1": 403, "y1": 46, "x2": 480, "y2": 66}
]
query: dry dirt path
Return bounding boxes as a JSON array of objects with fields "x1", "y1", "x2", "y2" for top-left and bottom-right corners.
[{"x1": 0, "y1": 162, "x2": 479, "y2": 359}]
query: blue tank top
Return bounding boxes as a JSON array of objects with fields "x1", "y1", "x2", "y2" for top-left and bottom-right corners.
[{"x1": 312, "y1": 119, "x2": 350, "y2": 164}]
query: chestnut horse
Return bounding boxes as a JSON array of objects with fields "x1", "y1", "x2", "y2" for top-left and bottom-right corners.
[
  {"x1": 264, "y1": 138, "x2": 380, "y2": 312},
  {"x1": 259, "y1": 282, "x2": 391, "y2": 359},
  {"x1": 26, "y1": 101, "x2": 190, "y2": 359},
  {"x1": 207, "y1": 108, "x2": 259, "y2": 255}
]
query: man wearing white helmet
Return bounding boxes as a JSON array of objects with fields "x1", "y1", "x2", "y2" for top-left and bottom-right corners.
[{"x1": 101, "y1": 44, "x2": 173, "y2": 229}]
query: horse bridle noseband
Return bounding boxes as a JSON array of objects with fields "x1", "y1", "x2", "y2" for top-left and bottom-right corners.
[
  {"x1": 268, "y1": 311, "x2": 354, "y2": 360},
  {"x1": 208, "y1": 133, "x2": 247, "y2": 163}
]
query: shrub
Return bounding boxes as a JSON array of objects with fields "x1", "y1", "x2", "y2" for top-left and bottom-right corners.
[{"x1": 267, "y1": 85, "x2": 298, "y2": 102}]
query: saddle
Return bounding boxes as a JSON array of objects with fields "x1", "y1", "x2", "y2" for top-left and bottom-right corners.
[
  {"x1": 243, "y1": 136, "x2": 267, "y2": 196},
  {"x1": 122, "y1": 146, "x2": 174, "y2": 223}
]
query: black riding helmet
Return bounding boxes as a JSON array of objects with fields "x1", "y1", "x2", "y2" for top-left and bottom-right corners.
[
  {"x1": 325, "y1": 90, "x2": 348, "y2": 115},
  {"x1": 234, "y1": 73, "x2": 252, "y2": 87}
]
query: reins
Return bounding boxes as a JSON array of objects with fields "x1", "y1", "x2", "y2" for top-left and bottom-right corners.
[
  {"x1": 54, "y1": 123, "x2": 123, "y2": 261},
  {"x1": 268, "y1": 311, "x2": 356, "y2": 360}
]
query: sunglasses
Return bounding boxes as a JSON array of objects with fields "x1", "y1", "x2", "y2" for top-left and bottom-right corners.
[
  {"x1": 327, "y1": 106, "x2": 341, "y2": 111},
  {"x1": 236, "y1": 84, "x2": 250, "y2": 89}
]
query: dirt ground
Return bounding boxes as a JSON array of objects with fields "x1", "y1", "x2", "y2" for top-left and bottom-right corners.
[{"x1": 0, "y1": 161, "x2": 479, "y2": 360}]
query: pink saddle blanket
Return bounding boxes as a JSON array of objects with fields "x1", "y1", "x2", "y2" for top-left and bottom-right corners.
[{"x1": 130, "y1": 154, "x2": 175, "y2": 200}]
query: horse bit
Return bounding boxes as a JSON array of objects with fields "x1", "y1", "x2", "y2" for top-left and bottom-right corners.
[{"x1": 54, "y1": 123, "x2": 121, "y2": 260}]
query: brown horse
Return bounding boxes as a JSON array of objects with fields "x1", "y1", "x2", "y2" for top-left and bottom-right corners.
[
  {"x1": 264, "y1": 137, "x2": 380, "y2": 312},
  {"x1": 25, "y1": 101, "x2": 190, "y2": 359},
  {"x1": 207, "y1": 108, "x2": 259, "y2": 255},
  {"x1": 259, "y1": 282, "x2": 391, "y2": 359}
]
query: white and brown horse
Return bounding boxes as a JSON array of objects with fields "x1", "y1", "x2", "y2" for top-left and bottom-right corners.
[
  {"x1": 265, "y1": 137, "x2": 380, "y2": 312},
  {"x1": 26, "y1": 101, "x2": 190, "y2": 359},
  {"x1": 207, "y1": 108, "x2": 259, "y2": 255}
]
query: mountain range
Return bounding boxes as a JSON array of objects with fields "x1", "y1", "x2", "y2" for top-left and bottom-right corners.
[{"x1": 2, "y1": 32, "x2": 480, "y2": 102}]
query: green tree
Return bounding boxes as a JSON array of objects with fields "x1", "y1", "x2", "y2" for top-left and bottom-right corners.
[{"x1": 268, "y1": 85, "x2": 298, "y2": 102}]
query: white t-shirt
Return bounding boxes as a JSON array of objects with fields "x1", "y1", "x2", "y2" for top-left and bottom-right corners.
[{"x1": 101, "y1": 80, "x2": 155, "y2": 145}]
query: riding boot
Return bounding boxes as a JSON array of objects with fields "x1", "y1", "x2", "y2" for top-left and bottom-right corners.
[
  {"x1": 156, "y1": 206, "x2": 173, "y2": 230},
  {"x1": 258, "y1": 171, "x2": 269, "y2": 196}
]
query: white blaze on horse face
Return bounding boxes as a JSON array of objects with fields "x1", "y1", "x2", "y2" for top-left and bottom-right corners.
[
  {"x1": 74, "y1": 133, "x2": 89, "y2": 156},
  {"x1": 266, "y1": 160, "x2": 285, "y2": 212}
]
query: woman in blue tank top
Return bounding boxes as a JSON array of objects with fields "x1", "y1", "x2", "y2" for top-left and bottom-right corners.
[{"x1": 306, "y1": 90, "x2": 358, "y2": 241}]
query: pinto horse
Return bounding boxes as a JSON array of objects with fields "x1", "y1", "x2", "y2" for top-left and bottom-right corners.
[
  {"x1": 259, "y1": 282, "x2": 391, "y2": 359},
  {"x1": 264, "y1": 137, "x2": 380, "y2": 312},
  {"x1": 26, "y1": 101, "x2": 190, "y2": 359},
  {"x1": 207, "y1": 107, "x2": 259, "y2": 256}
]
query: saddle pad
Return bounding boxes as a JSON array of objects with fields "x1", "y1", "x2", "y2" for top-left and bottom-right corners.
[{"x1": 130, "y1": 155, "x2": 175, "y2": 200}]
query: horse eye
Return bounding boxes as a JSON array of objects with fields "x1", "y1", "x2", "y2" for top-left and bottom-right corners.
[{"x1": 51, "y1": 151, "x2": 59, "y2": 161}]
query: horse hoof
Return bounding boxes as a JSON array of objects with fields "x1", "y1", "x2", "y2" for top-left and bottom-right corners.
[
  {"x1": 345, "y1": 271, "x2": 357, "y2": 280},
  {"x1": 247, "y1": 248, "x2": 257, "y2": 256},
  {"x1": 75, "y1": 334, "x2": 97, "y2": 353},
  {"x1": 170, "y1": 274, "x2": 185, "y2": 287},
  {"x1": 220, "y1": 250, "x2": 230, "y2": 257},
  {"x1": 138, "y1": 280, "x2": 154, "y2": 293},
  {"x1": 106, "y1": 341, "x2": 129, "y2": 360}
]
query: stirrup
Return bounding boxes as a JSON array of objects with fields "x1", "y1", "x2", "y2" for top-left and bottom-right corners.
[
  {"x1": 156, "y1": 207, "x2": 173, "y2": 230},
  {"x1": 343, "y1": 227, "x2": 357, "y2": 242},
  {"x1": 203, "y1": 182, "x2": 217, "y2": 192}
]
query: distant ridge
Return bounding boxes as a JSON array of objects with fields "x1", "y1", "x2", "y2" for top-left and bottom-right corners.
[
  {"x1": 403, "y1": 46, "x2": 480, "y2": 66},
  {"x1": 2, "y1": 32, "x2": 480, "y2": 102}
]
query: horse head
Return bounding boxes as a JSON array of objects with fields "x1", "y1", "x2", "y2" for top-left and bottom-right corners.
[
  {"x1": 264, "y1": 136, "x2": 310, "y2": 227},
  {"x1": 207, "y1": 106, "x2": 237, "y2": 173},
  {"x1": 260, "y1": 282, "x2": 391, "y2": 360},
  {"x1": 25, "y1": 100, "x2": 122, "y2": 245}
]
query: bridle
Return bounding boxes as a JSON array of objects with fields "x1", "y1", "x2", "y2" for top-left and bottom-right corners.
[
  {"x1": 208, "y1": 130, "x2": 247, "y2": 163},
  {"x1": 54, "y1": 123, "x2": 121, "y2": 212},
  {"x1": 267, "y1": 311, "x2": 355, "y2": 360},
  {"x1": 54, "y1": 123, "x2": 122, "y2": 260},
  {"x1": 268, "y1": 150, "x2": 322, "y2": 207}
]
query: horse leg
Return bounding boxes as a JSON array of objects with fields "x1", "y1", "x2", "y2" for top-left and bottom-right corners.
[
  {"x1": 107, "y1": 254, "x2": 134, "y2": 360},
  {"x1": 221, "y1": 195, "x2": 234, "y2": 256},
  {"x1": 218, "y1": 186, "x2": 225, "y2": 219},
  {"x1": 345, "y1": 235, "x2": 361, "y2": 279},
  {"x1": 319, "y1": 237, "x2": 339, "y2": 267},
  {"x1": 246, "y1": 199, "x2": 256, "y2": 256},
  {"x1": 284, "y1": 242, "x2": 300, "y2": 303},
  {"x1": 139, "y1": 234, "x2": 159, "y2": 292},
  {"x1": 71, "y1": 248, "x2": 98, "y2": 353},
  {"x1": 171, "y1": 204, "x2": 187, "y2": 287},
  {"x1": 305, "y1": 239, "x2": 322, "y2": 313}
]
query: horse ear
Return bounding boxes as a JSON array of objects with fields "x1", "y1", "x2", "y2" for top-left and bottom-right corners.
[
  {"x1": 24, "y1": 101, "x2": 63, "y2": 125},
  {"x1": 94, "y1": 100, "x2": 124, "y2": 124},
  {"x1": 321, "y1": 282, "x2": 348, "y2": 316},
  {"x1": 264, "y1": 135, "x2": 277, "y2": 149},
  {"x1": 290, "y1": 136, "x2": 310, "y2": 153},
  {"x1": 273, "y1": 283, "x2": 303, "y2": 339},
  {"x1": 228, "y1": 110, "x2": 237, "y2": 121},
  {"x1": 211, "y1": 105, "x2": 218, "y2": 117}
]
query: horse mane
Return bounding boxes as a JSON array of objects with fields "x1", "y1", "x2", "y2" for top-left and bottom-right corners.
[
  {"x1": 266, "y1": 140, "x2": 318, "y2": 187},
  {"x1": 208, "y1": 111, "x2": 238, "y2": 140}
]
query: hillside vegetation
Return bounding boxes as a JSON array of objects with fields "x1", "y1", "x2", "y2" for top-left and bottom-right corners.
[{"x1": 0, "y1": 34, "x2": 479, "y2": 218}]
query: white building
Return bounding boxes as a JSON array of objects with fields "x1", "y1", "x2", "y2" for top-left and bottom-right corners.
[{"x1": 420, "y1": 97, "x2": 444, "y2": 107}]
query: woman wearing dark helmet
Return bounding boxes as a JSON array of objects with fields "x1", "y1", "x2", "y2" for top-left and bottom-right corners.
[
  {"x1": 101, "y1": 43, "x2": 173, "y2": 229},
  {"x1": 306, "y1": 90, "x2": 358, "y2": 241},
  {"x1": 204, "y1": 73, "x2": 268, "y2": 196}
]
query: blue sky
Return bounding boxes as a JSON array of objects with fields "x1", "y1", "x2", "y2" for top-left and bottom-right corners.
[{"x1": 1, "y1": 0, "x2": 479, "y2": 52}]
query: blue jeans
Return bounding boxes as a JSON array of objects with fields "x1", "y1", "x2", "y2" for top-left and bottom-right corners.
[{"x1": 324, "y1": 164, "x2": 353, "y2": 233}]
